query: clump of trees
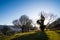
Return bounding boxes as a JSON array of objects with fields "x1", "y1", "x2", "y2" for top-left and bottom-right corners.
[
  {"x1": 13, "y1": 15, "x2": 33, "y2": 32},
  {"x1": 13, "y1": 11, "x2": 56, "y2": 32}
]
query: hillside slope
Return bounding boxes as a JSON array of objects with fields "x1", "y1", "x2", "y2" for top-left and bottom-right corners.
[{"x1": 0, "y1": 30, "x2": 60, "y2": 40}]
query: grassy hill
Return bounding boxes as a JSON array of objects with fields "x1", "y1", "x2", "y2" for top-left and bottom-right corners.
[{"x1": 0, "y1": 30, "x2": 60, "y2": 40}]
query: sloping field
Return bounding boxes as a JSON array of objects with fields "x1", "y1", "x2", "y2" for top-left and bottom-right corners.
[
  {"x1": 46, "y1": 30, "x2": 60, "y2": 40},
  {"x1": 0, "y1": 30, "x2": 60, "y2": 40}
]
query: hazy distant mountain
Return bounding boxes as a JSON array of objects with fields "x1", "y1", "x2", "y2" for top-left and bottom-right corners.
[{"x1": 0, "y1": 25, "x2": 21, "y2": 33}]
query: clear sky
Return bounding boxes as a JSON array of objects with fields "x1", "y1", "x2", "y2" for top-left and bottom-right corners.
[{"x1": 0, "y1": 0, "x2": 60, "y2": 25}]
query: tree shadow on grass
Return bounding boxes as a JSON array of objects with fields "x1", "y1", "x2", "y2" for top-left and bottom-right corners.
[
  {"x1": 55, "y1": 30, "x2": 60, "y2": 34},
  {"x1": 11, "y1": 31, "x2": 49, "y2": 40}
]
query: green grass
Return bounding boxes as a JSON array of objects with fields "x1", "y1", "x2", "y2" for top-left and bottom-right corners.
[
  {"x1": 0, "y1": 30, "x2": 60, "y2": 40},
  {"x1": 46, "y1": 30, "x2": 60, "y2": 40}
]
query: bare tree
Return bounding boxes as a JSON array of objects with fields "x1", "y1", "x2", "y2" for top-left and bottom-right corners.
[
  {"x1": 12, "y1": 19, "x2": 22, "y2": 29},
  {"x1": 19, "y1": 15, "x2": 30, "y2": 25},
  {"x1": 19, "y1": 15, "x2": 32, "y2": 32},
  {"x1": 13, "y1": 19, "x2": 19, "y2": 26},
  {"x1": 13, "y1": 15, "x2": 32, "y2": 32},
  {"x1": 39, "y1": 11, "x2": 56, "y2": 26},
  {"x1": 37, "y1": 11, "x2": 55, "y2": 31}
]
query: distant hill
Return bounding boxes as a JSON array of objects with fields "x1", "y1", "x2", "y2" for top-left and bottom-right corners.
[
  {"x1": 48, "y1": 18, "x2": 60, "y2": 30},
  {"x1": 0, "y1": 25, "x2": 21, "y2": 33}
]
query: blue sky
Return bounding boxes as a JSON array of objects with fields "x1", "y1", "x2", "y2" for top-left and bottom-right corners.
[{"x1": 0, "y1": 0, "x2": 60, "y2": 25}]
